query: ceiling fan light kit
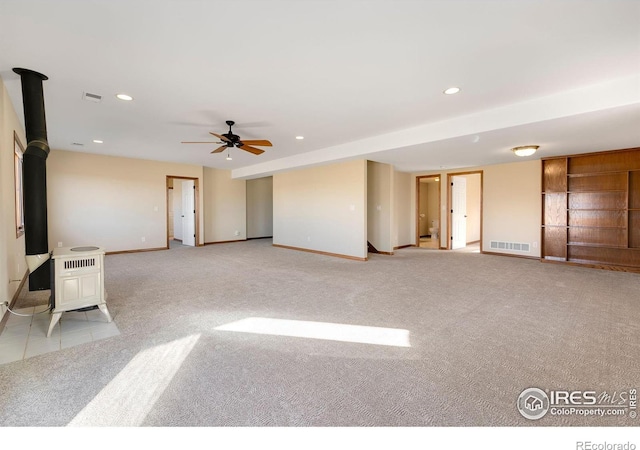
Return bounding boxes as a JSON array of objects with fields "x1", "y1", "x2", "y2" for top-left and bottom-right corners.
[{"x1": 181, "y1": 120, "x2": 272, "y2": 157}]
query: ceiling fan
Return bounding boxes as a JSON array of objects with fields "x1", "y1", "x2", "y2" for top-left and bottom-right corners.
[{"x1": 181, "y1": 120, "x2": 272, "y2": 155}]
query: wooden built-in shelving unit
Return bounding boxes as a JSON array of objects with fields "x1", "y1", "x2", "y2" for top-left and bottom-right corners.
[{"x1": 541, "y1": 147, "x2": 640, "y2": 272}]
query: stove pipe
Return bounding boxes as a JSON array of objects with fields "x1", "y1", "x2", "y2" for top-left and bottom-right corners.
[{"x1": 13, "y1": 68, "x2": 51, "y2": 291}]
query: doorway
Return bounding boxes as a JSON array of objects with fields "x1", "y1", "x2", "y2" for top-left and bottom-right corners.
[
  {"x1": 166, "y1": 176, "x2": 200, "y2": 248},
  {"x1": 446, "y1": 171, "x2": 482, "y2": 251},
  {"x1": 415, "y1": 175, "x2": 441, "y2": 249}
]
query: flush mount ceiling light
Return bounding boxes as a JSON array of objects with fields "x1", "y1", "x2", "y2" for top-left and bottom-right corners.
[
  {"x1": 511, "y1": 145, "x2": 539, "y2": 157},
  {"x1": 116, "y1": 93, "x2": 133, "y2": 101},
  {"x1": 443, "y1": 87, "x2": 460, "y2": 95}
]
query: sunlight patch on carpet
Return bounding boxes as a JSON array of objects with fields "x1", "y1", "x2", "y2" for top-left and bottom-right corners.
[
  {"x1": 68, "y1": 334, "x2": 201, "y2": 426},
  {"x1": 215, "y1": 317, "x2": 410, "y2": 347}
]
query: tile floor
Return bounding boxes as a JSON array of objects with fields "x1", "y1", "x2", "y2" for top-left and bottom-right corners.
[
  {"x1": 419, "y1": 238, "x2": 481, "y2": 253},
  {"x1": 419, "y1": 237, "x2": 440, "y2": 249},
  {"x1": 452, "y1": 242, "x2": 481, "y2": 253},
  {"x1": 0, "y1": 305, "x2": 120, "y2": 365}
]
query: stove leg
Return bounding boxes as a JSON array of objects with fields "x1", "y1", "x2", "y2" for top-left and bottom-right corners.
[
  {"x1": 47, "y1": 312, "x2": 62, "y2": 338},
  {"x1": 98, "y1": 303, "x2": 112, "y2": 323}
]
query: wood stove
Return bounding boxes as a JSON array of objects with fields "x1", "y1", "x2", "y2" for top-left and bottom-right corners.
[{"x1": 47, "y1": 246, "x2": 112, "y2": 337}]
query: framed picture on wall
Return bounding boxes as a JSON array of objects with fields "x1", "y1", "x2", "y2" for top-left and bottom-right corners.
[{"x1": 14, "y1": 131, "x2": 25, "y2": 238}]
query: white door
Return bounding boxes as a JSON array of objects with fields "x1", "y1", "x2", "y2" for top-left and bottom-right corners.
[
  {"x1": 451, "y1": 176, "x2": 467, "y2": 249},
  {"x1": 181, "y1": 180, "x2": 195, "y2": 246}
]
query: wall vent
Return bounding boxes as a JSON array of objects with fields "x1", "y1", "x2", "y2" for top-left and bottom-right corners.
[
  {"x1": 489, "y1": 241, "x2": 530, "y2": 252},
  {"x1": 83, "y1": 92, "x2": 102, "y2": 102}
]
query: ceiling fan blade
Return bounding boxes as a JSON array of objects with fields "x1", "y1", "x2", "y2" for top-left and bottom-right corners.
[
  {"x1": 182, "y1": 141, "x2": 220, "y2": 144},
  {"x1": 240, "y1": 139, "x2": 272, "y2": 147},
  {"x1": 210, "y1": 132, "x2": 231, "y2": 142},
  {"x1": 238, "y1": 144, "x2": 265, "y2": 155},
  {"x1": 211, "y1": 145, "x2": 227, "y2": 153}
]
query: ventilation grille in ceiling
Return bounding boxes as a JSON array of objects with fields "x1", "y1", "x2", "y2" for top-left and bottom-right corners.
[
  {"x1": 489, "y1": 241, "x2": 530, "y2": 252},
  {"x1": 82, "y1": 92, "x2": 102, "y2": 102}
]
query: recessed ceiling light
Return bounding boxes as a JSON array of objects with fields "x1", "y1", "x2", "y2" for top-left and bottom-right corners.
[
  {"x1": 92, "y1": 139, "x2": 103, "y2": 144},
  {"x1": 116, "y1": 93, "x2": 133, "y2": 101},
  {"x1": 295, "y1": 136, "x2": 304, "y2": 140},
  {"x1": 443, "y1": 87, "x2": 460, "y2": 95},
  {"x1": 511, "y1": 145, "x2": 539, "y2": 157}
]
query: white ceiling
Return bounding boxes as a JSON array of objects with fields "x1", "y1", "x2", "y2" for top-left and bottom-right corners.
[{"x1": 1, "y1": 0, "x2": 639, "y2": 179}]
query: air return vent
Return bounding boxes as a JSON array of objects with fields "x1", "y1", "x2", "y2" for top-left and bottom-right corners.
[
  {"x1": 82, "y1": 92, "x2": 102, "y2": 102},
  {"x1": 490, "y1": 241, "x2": 530, "y2": 252}
]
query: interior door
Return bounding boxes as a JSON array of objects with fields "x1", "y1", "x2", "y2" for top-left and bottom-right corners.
[
  {"x1": 451, "y1": 176, "x2": 467, "y2": 249},
  {"x1": 181, "y1": 180, "x2": 195, "y2": 246}
]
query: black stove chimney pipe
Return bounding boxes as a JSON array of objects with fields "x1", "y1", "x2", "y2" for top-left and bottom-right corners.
[{"x1": 13, "y1": 68, "x2": 51, "y2": 291}]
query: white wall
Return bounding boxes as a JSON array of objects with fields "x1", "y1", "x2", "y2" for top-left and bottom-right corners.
[
  {"x1": 167, "y1": 188, "x2": 174, "y2": 238},
  {"x1": 483, "y1": 161, "x2": 540, "y2": 256},
  {"x1": 273, "y1": 160, "x2": 367, "y2": 260},
  {"x1": 203, "y1": 167, "x2": 247, "y2": 243},
  {"x1": 464, "y1": 173, "x2": 482, "y2": 243},
  {"x1": 367, "y1": 161, "x2": 393, "y2": 253},
  {"x1": 393, "y1": 170, "x2": 412, "y2": 248},
  {"x1": 426, "y1": 182, "x2": 439, "y2": 235},
  {"x1": 417, "y1": 179, "x2": 439, "y2": 239},
  {"x1": 418, "y1": 183, "x2": 429, "y2": 236},
  {"x1": 246, "y1": 176, "x2": 273, "y2": 239},
  {"x1": 412, "y1": 159, "x2": 541, "y2": 257},
  {"x1": 172, "y1": 182, "x2": 183, "y2": 240},
  {"x1": 47, "y1": 150, "x2": 204, "y2": 252},
  {"x1": 0, "y1": 78, "x2": 27, "y2": 320}
]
